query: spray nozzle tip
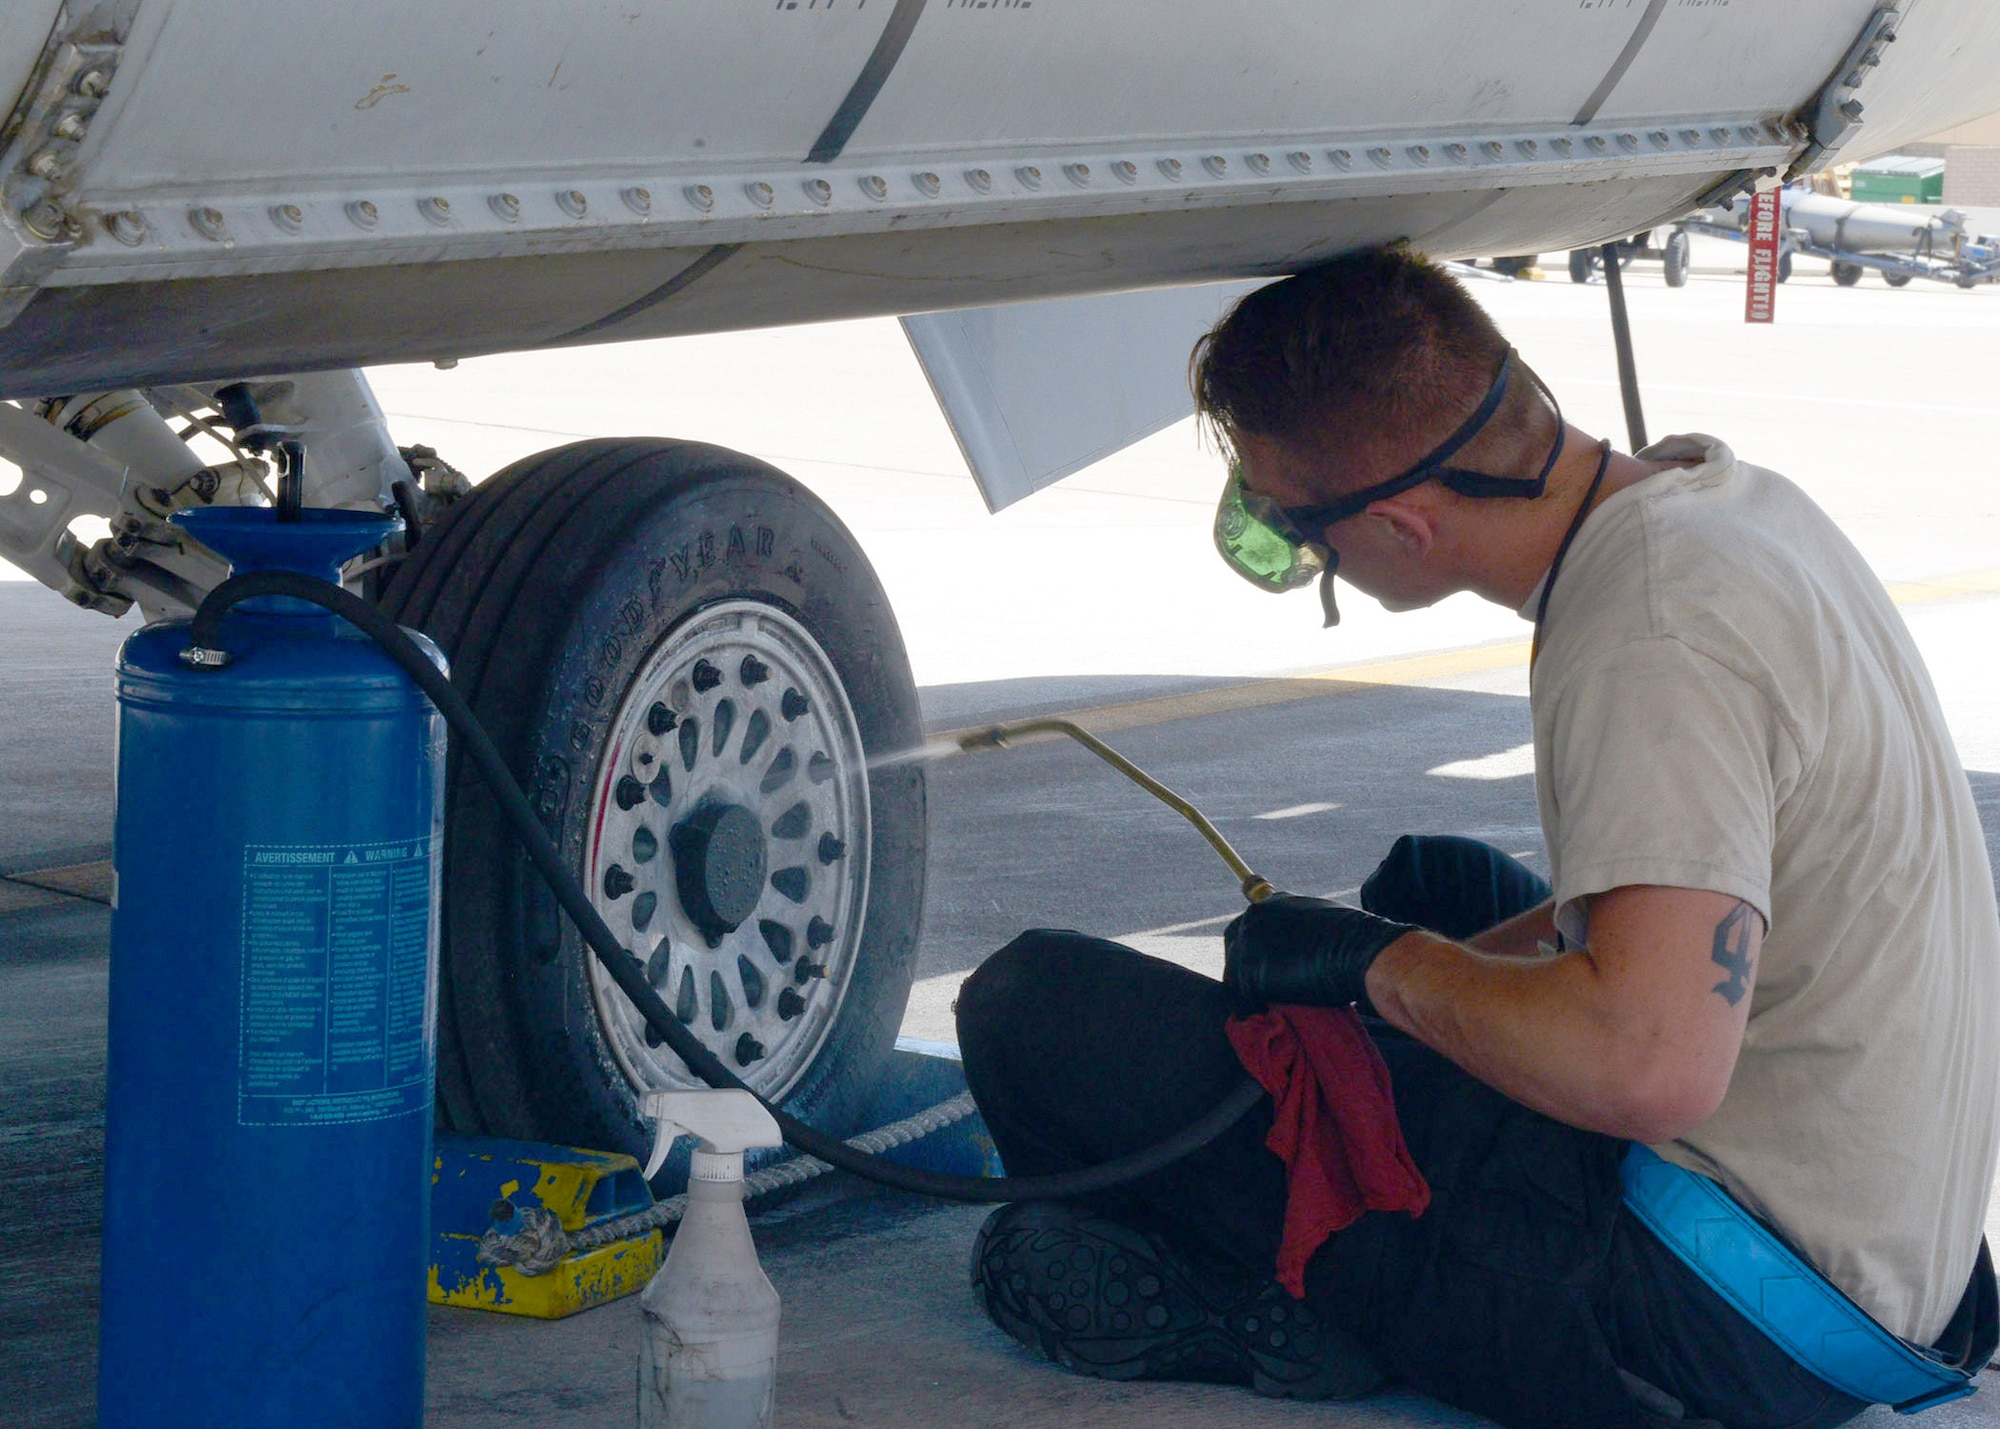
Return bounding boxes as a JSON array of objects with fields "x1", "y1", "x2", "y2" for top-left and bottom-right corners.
[
  {"x1": 957, "y1": 727, "x2": 1010, "y2": 753},
  {"x1": 642, "y1": 1089, "x2": 782, "y2": 1177}
]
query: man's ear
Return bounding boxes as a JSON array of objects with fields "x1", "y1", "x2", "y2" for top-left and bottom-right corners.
[{"x1": 1363, "y1": 497, "x2": 1436, "y2": 556}]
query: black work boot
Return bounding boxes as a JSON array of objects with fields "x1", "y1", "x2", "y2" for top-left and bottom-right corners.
[{"x1": 970, "y1": 1201, "x2": 1385, "y2": 1400}]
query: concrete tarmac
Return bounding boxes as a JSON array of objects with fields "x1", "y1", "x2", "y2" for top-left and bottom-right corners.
[{"x1": 3, "y1": 249, "x2": 1999, "y2": 1425}]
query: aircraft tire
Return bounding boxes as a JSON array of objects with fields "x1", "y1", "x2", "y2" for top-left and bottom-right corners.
[
  {"x1": 1568, "y1": 249, "x2": 1594, "y2": 284},
  {"x1": 1663, "y1": 230, "x2": 1691, "y2": 288},
  {"x1": 1831, "y1": 260, "x2": 1864, "y2": 287},
  {"x1": 379, "y1": 439, "x2": 925, "y2": 1172}
]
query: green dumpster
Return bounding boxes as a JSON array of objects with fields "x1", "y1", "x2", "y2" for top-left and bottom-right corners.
[{"x1": 1850, "y1": 154, "x2": 1946, "y2": 204}]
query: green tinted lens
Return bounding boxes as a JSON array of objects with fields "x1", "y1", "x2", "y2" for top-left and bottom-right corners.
[{"x1": 1213, "y1": 466, "x2": 1326, "y2": 592}]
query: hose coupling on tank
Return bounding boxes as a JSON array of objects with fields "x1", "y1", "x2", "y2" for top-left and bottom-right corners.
[{"x1": 178, "y1": 644, "x2": 234, "y2": 671}]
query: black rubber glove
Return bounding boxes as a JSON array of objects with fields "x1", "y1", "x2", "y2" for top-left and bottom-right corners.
[{"x1": 1222, "y1": 892, "x2": 1416, "y2": 1016}]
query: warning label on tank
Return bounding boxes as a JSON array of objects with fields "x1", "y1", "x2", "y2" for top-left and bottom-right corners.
[{"x1": 237, "y1": 839, "x2": 436, "y2": 1126}]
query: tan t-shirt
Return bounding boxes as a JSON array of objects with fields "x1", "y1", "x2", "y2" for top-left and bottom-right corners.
[{"x1": 1530, "y1": 434, "x2": 2000, "y2": 1343}]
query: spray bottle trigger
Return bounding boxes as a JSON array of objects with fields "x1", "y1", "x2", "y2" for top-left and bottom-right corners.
[
  {"x1": 643, "y1": 1115, "x2": 687, "y2": 1180},
  {"x1": 642, "y1": 1089, "x2": 782, "y2": 1177}
]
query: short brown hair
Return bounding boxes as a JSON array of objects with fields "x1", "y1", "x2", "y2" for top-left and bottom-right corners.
[{"x1": 1191, "y1": 248, "x2": 1542, "y2": 491}]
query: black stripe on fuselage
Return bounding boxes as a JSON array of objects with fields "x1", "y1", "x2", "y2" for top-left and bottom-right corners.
[
  {"x1": 805, "y1": 0, "x2": 929, "y2": 165},
  {"x1": 545, "y1": 243, "x2": 743, "y2": 345},
  {"x1": 1574, "y1": 0, "x2": 1671, "y2": 126}
]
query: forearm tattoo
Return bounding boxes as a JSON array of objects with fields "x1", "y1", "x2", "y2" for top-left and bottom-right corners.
[{"x1": 1709, "y1": 901, "x2": 1756, "y2": 1007}]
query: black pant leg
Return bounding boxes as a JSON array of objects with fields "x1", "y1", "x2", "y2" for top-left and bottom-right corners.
[{"x1": 956, "y1": 928, "x2": 1289, "y2": 1276}]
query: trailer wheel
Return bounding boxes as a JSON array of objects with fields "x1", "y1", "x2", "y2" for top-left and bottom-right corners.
[
  {"x1": 1662, "y1": 230, "x2": 1691, "y2": 288},
  {"x1": 379, "y1": 440, "x2": 925, "y2": 1167},
  {"x1": 1883, "y1": 270, "x2": 1913, "y2": 288},
  {"x1": 1831, "y1": 260, "x2": 1864, "y2": 287}
]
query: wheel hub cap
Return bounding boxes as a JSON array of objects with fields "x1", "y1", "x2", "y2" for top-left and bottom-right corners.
[{"x1": 671, "y1": 801, "x2": 767, "y2": 940}]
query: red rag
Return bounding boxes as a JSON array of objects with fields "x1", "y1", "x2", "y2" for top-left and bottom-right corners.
[{"x1": 1224, "y1": 1004, "x2": 1430, "y2": 1298}]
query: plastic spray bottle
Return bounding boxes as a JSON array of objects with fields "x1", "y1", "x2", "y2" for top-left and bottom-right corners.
[{"x1": 637, "y1": 1090, "x2": 784, "y2": 1429}]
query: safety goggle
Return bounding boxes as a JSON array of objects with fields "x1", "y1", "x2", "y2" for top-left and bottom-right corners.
[{"x1": 1212, "y1": 348, "x2": 1565, "y2": 625}]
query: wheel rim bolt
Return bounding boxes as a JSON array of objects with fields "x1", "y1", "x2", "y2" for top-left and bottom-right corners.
[
  {"x1": 615, "y1": 776, "x2": 647, "y2": 810},
  {"x1": 740, "y1": 655, "x2": 772, "y2": 686},
  {"x1": 735, "y1": 1033, "x2": 767, "y2": 1065},
  {"x1": 603, "y1": 865, "x2": 635, "y2": 899},
  {"x1": 806, "y1": 916, "x2": 834, "y2": 949},
  {"x1": 795, "y1": 957, "x2": 826, "y2": 983},
  {"x1": 647, "y1": 702, "x2": 678, "y2": 735},
  {"x1": 692, "y1": 659, "x2": 723, "y2": 693},
  {"x1": 777, "y1": 987, "x2": 806, "y2": 1020},
  {"x1": 781, "y1": 689, "x2": 810, "y2": 721},
  {"x1": 817, "y1": 833, "x2": 845, "y2": 864}
]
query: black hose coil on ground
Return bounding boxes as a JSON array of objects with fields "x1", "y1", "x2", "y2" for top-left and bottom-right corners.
[{"x1": 184, "y1": 570, "x2": 1263, "y2": 1204}]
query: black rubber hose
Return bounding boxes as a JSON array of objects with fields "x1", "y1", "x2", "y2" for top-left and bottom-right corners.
[
  {"x1": 275, "y1": 441, "x2": 305, "y2": 524},
  {"x1": 389, "y1": 480, "x2": 425, "y2": 550},
  {"x1": 185, "y1": 570, "x2": 1265, "y2": 1203}
]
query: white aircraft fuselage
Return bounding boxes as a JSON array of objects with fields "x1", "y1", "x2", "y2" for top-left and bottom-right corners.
[{"x1": 1, "y1": 0, "x2": 1996, "y2": 397}]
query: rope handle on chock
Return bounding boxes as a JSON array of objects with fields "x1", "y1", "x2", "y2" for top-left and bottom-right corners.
[{"x1": 184, "y1": 570, "x2": 1265, "y2": 1204}]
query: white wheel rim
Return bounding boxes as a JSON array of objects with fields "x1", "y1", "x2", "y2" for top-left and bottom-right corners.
[{"x1": 583, "y1": 599, "x2": 873, "y2": 1103}]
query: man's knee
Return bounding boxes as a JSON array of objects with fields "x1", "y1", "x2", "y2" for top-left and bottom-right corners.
[
  {"x1": 955, "y1": 929, "x2": 1098, "y2": 1053},
  {"x1": 1360, "y1": 833, "x2": 1551, "y2": 939}
]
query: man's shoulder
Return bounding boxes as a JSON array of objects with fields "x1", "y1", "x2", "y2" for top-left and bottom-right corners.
[
  {"x1": 1623, "y1": 435, "x2": 1818, "y2": 541},
  {"x1": 1586, "y1": 438, "x2": 1857, "y2": 601},
  {"x1": 1538, "y1": 436, "x2": 1874, "y2": 697}
]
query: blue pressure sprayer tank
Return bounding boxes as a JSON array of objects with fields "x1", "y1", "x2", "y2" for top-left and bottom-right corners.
[{"x1": 99, "y1": 507, "x2": 444, "y2": 1426}]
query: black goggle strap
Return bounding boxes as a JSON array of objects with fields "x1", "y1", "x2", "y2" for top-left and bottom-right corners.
[
  {"x1": 1303, "y1": 359, "x2": 1561, "y2": 630},
  {"x1": 1433, "y1": 363, "x2": 1567, "y2": 500},
  {"x1": 1406, "y1": 346, "x2": 1517, "y2": 473},
  {"x1": 1278, "y1": 348, "x2": 1519, "y2": 532}
]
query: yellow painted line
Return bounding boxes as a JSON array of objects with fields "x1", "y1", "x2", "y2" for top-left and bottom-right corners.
[
  {"x1": 942, "y1": 566, "x2": 2000, "y2": 743},
  {"x1": 1312, "y1": 641, "x2": 1532, "y2": 688},
  {"x1": 1884, "y1": 568, "x2": 2000, "y2": 607},
  {"x1": 937, "y1": 639, "x2": 1533, "y2": 745}
]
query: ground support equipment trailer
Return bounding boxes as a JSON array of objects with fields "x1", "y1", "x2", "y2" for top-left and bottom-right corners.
[{"x1": 1685, "y1": 184, "x2": 2000, "y2": 288}]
